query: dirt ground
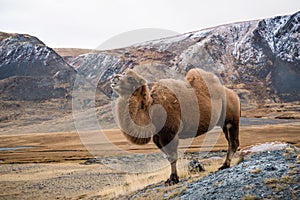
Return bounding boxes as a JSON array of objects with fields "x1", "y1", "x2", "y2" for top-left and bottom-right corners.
[
  {"x1": 0, "y1": 122, "x2": 300, "y2": 199},
  {"x1": 0, "y1": 123, "x2": 300, "y2": 164}
]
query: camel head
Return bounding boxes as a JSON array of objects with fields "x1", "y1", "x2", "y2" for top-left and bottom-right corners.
[{"x1": 110, "y1": 69, "x2": 147, "y2": 96}]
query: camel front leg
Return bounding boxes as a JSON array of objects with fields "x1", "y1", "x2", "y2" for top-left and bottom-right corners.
[
  {"x1": 164, "y1": 135, "x2": 179, "y2": 186},
  {"x1": 167, "y1": 160, "x2": 179, "y2": 185},
  {"x1": 153, "y1": 133, "x2": 179, "y2": 185}
]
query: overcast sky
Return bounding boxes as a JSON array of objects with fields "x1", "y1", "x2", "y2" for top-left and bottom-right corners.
[{"x1": 0, "y1": 0, "x2": 299, "y2": 49}]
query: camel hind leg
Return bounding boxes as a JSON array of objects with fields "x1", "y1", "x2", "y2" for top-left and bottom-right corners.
[{"x1": 219, "y1": 122, "x2": 239, "y2": 170}]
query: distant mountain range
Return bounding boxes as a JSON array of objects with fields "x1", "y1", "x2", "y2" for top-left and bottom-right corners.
[{"x1": 0, "y1": 11, "x2": 299, "y2": 125}]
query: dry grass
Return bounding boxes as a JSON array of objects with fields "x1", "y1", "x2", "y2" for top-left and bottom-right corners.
[
  {"x1": 296, "y1": 155, "x2": 300, "y2": 164},
  {"x1": 242, "y1": 194, "x2": 260, "y2": 200},
  {"x1": 287, "y1": 168, "x2": 299, "y2": 176},
  {"x1": 285, "y1": 147, "x2": 296, "y2": 154},
  {"x1": 95, "y1": 156, "x2": 242, "y2": 199},
  {"x1": 96, "y1": 158, "x2": 183, "y2": 198},
  {"x1": 281, "y1": 175, "x2": 293, "y2": 184},
  {"x1": 264, "y1": 177, "x2": 279, "y2": 185},
  {"x1": 250, "y1": 168, "x2": 261, "y2": 174},
  {"x1": 264, "y1": 173, "x2": 297, "y2": 192}
]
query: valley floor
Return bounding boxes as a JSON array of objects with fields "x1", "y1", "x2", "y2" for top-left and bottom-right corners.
[{"x1": 0, "y1": 120, "x2": 299, "y2": 199}]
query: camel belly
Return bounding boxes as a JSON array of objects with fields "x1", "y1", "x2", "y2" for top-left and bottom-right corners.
[{"x1": 178, "y1": 119, "x2": 218, "y2": 139}]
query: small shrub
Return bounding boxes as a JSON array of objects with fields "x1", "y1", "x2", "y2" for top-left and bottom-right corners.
[
  {"x1": 296, "y1": 155, "x2": 300, "y2": 164},
  {"x1": 250, "y1": 168, "x2": 261, "y2": 174},
  {"x1": 287, "y1": 168, "x2": 299, "y2": 176},
  {"x1": 214, "y1": 180, "x2": 224, "y2": 187},
  {"x1": 288, "y1": 164, "x2": 295, "y2": 169},
  {"x1": 282, "y1": 153, "x2": 289, "y2": 159},
  {"x1": 236, "y1": 156, "x2": 244, "y2": 165},
  {"x1": 264, "y1": 178, "x2": 279, "y2": 184},
  {"x1": 281, "y1": 175, "x2": 293, "y2": 184},
  {"x1": 285, "y1": 147, "x2": 295, "y2": 154},
  {"x1": 242, "y1": 194, "x2": 260, "y2": 200},
  {"x1": 244, "y1": 185, "x2": 253, "y2": 190}
]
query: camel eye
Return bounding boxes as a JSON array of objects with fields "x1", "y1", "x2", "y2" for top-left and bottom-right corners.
[{"x1": 112, "y1": 77, "x2": 120, "y2": 83}]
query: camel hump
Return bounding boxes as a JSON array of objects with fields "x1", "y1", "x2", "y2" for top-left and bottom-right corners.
[{"x1": 186, "y1": 68, "x2": 222, "y2": 88}]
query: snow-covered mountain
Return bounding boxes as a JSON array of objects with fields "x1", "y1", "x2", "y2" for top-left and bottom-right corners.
[{"x1": 0, "y1": 32, "x2": 76, "y2": 100}]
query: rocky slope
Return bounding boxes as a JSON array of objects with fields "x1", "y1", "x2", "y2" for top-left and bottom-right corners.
[
  {"x1": 178, "y1": 144, "x2": 300, "y2": 200},
  {"x1": 116, "y1": 143, "x2": 300, "y2": 200}
]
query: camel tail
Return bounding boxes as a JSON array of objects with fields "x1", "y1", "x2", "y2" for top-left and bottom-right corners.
[{"x1": 240, "y1": 101, "x2": 242, "y2": 117}]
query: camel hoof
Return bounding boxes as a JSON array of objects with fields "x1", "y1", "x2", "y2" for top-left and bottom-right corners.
[
  {"x1": 165, "y1": 174, "x2": 179, "y2": 186},
  {"x1": 218, "y1": 164, "x2": 230, "y2": 170}
]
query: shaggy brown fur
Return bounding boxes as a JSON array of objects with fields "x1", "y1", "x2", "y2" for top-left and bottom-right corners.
[{"x1": 111, "y1": 68, "x2": 240, "y2": 185}]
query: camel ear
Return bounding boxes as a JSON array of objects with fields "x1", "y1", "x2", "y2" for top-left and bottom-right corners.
[
  {"x1": 139, "y1": 78, "x2": 146, "y2": 85},
  {"x1": 125, "y1": 69, "x2": 136, "y2": 77},
  {"x1": 126, "y1": 69, "x2": 146, "y2": 85}
]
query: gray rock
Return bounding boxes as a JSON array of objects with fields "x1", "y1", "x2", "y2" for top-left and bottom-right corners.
[
  {"x1": 188, "y1": 159, "x2": 205, "y2": 173},
  {"x1": 179, "y1": 144, "x2": 300, "y2": 200}
]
